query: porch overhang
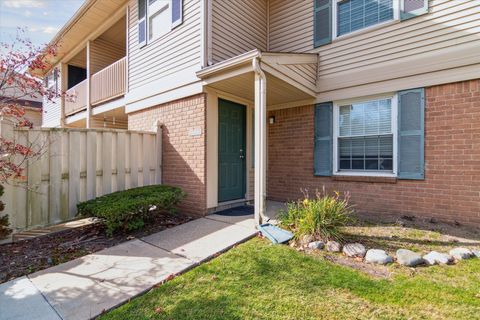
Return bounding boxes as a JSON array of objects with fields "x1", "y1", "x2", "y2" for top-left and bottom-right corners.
[
  {"x1": 198, "y1": 50, "x2": 318, "y2": 227},
  {"x1": 196, "y1": 50, "x2": 318, "y2": 106}
]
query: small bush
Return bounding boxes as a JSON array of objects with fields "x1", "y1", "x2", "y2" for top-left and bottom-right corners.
[
  {"x1": 278, "y1": 189, "x2": 354, "y2": 242},
  {"x1": 77, "y1": 185, "x2": 185, "y2": 236},
  {"x1": 0, "y1": 185, "x2": 12, "y2": 240}
]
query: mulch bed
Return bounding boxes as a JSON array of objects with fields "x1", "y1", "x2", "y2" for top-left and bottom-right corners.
[{"x1": 0, "y1": 212, "x2": 194, "y2": 284}]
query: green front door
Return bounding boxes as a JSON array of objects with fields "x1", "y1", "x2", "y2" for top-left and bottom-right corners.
[{"x1": 218, "y1": 99, "x2": 246, "y2": 202}]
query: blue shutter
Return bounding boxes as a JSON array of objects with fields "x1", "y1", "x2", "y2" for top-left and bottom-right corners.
[
  {"x1": 401, "y1": 0, "x2": 428, "y2": 20},
  {"x1": 398, "y1": 88, "x2": 425, "y2": 179},
  {"x1": 172, "y1": 0, "x2": 183, "y2": 27},
  {"x1": 314, "y1": 0, "x2": 332, "y2": 47},
  {"x1": 314, "y1": 102, "x2": 333, "y2": 176},
  {"x1": 138, "y1": 0, "x2": 147, "y2": 47}
]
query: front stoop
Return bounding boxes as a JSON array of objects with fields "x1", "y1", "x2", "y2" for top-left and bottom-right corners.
[{"x1": 0, "y1": 215, "x2": 256, "y2": 320}]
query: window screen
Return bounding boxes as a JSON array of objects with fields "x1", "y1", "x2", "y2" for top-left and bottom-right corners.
[
  {"x1": 338, "y1": 99, "x2": 393, "y2": 171},
  {"x1": 337, "y1": 0, "x2": 393, "y2": 36}
]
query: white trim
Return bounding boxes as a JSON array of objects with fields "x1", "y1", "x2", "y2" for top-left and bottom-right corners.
[
  {"x1": 126, "y1": 65, "x2": 201, "y2": 104},
  {"x1": 125, "y1": 81, "x2": 203, "y2": 113},
  {"x1": 332, "y1": 93, "x2": 398, "y2": 178},
  {"x1": 332, "y1": 0, "x2": 400, "y2": 41},
  {"x1": 91, "y1": 97, "x2": 125, "y2": 115},
  {"x1": 65, "y1": 110, "x2": 87, "y2": 124}
]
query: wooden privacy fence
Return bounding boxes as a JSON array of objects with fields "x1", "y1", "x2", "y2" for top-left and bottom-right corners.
[{"x1": 0, "y1": 119, "x2": 163, "y2": 233}]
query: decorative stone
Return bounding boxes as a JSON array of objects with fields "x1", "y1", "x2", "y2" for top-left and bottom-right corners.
[
  {"x1": 423, "y1": 251, "x2": 453, "y2": 265},
  {"x1": 449, "y1": 248, "x2": 474, "y2": 260},
  {"x1": 343, "y1": 243, "x2": 366, "y2": 258},
  {"x1": 307, "y1": 241, "x2": 325, "y2": 250},
  {"x1": 364, "y1": 249, "x2": 393, "y2": 265},
  {"x1": 326, "y1": 241, "x2": 342, "y2": 252},
  {"x1": 396, "y1": 249, "x2": 424, "y2": 267},
  {"x1": 473, "y1": 250, "x2": 480, "y2": 258},
  {"x1": 300, "y1": 235, "x2": 314, "y2": 246}
]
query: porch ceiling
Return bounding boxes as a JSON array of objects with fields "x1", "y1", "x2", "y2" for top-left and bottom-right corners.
[
  {"x1": 197, "y1": 50, "x2": 318, "y2": 106},
  {"x1": 32, "y1": 0, "x2": 128, "y2": 76}
]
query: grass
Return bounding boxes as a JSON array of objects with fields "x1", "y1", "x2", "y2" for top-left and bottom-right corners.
[{"x1": 101, "y1": 237, "x2": 480, "y2": 320}]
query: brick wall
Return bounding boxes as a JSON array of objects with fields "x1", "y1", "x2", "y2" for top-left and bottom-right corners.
[
  {"x1": 267, "y1": 80, "x2": 480, "y2": 226},
  {"x1": 128, "y1": 94, "x2": 207, "y2": 215}
]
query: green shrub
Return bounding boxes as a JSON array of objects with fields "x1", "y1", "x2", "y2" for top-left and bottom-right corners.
[
  {"x1": 77, "y1": 185, "x2": 185, "y2": 236},
  {"x1": 278, "y1": 189, "x2": 354, "y2": 242},
  {"x1": 0, "y1": 185, "x2": 12, "y2": 240}
]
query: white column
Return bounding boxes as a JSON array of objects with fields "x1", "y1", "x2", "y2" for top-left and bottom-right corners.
[
  {"x1": 253, "y1": 58, "x2": 267, "y2": 226},
  {"x1": 86, "y1": 40, "x2": 91, "y2": 128},
  {"x1": 59, "y1": 62, "x2": 67, "y2": 127}
]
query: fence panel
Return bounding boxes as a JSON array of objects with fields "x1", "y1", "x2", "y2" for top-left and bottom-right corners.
[{"x1": 0, "y1": 120, "x2": 163, "y2": 234}]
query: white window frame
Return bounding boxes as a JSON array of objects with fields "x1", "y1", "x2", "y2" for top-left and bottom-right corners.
[
  {"x1": 332, "y1": 0, "x2": 400, "y2": 40},
  {"x1": 148, "y1": 0, "x2": 171, "y2": 42},
  {"x1": 332, "y1": 93, "x2": 398, "y2": 177}
]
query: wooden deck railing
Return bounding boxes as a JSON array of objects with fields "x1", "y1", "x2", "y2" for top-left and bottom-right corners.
[
  {"x1": 65, "y1": 79, "x2": 88, "y2": 115},
  {"x1": 91, "y1": 57, "x2": 126, "y2": 105}
]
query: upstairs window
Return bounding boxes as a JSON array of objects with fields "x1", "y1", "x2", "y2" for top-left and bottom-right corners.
[
  {"x1": 137, "y1": 0, "x2": 183, "y2": 47},
  {"x1": 337, "y1": 0, "x2": 394, "y2": 37},
  {"x1": 314, "y1": 0, "x2": 429, "y2": 47},
  {"x1": 149, "y1": 0, "x2": 171, "y2": 41}
]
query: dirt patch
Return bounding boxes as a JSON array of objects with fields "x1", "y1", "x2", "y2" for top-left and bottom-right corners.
[
  {"x1": 323, "y1": 253, "x2": 392, "y2": 279},
  {"x1": 0, "y1": 212, "x2": 193, "y2": 284}
]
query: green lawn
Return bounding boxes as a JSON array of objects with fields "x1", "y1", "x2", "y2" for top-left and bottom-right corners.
[{"x1": 101, "y1": 238, "x2": 480, "y2": 320}]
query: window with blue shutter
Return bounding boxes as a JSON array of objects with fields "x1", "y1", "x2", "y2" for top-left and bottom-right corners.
[
  {"x1": 138, "y1": 0, "x2": 147, "y2": 47},
  {"x1": 314, "y1": 102, "x2": 333, "y2": 176},
  {"x1": 314, "y1": 0, "x2": 332, "y2": 47},
  {"x1": 337, "y1": 0, "x2": 393, "y2": 36},
  {"x1": 401, "y1": 0, "x2": 428, "y2": 20},
  {"x1": 172, "y1": 0, "x2": 183, "y2": 27},
  {"x1": 398, "y1": 88, "x2": 425, "y2": 180}
]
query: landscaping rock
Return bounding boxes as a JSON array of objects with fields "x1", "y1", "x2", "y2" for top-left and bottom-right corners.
[
  {"x1": 326, "y1": 241, "x2": 342, "y2": 252},
  {"x1": 365, "y1": 249, "x2": 393, "y2": 265},
  {"x1": 343, "y1": 243, "x2": 366, "y2": 258},
  {"x1": 307, "y1": 241, "x2": 325, "y2": 250},
  {"x1": 396, "y1": 249, "x2": 424, "y2": 267},
  {"x1": 449, "y1": 248, "x2": 473, "y2": 260},
  {"x1": 423, "y1": 251, "x2": 453, "y2": 265},
  {"x1": 300, "y1": 235, "x2": 315, "y2": 246},
  {"x1": 473, "y1": 250, "x2": 480, "y2": 258}
]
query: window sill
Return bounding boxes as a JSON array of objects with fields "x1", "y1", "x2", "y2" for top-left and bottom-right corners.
[{"x1": 332, "y1": 175, "x2": 397, "y2": 184}]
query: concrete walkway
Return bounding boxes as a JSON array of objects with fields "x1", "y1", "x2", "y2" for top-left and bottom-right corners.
[{"x1": 0, "y1": 214, "x2": 257, "y2": 320}]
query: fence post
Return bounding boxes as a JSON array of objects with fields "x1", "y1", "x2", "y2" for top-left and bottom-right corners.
[{"x1": 155, "y1": 121, "x2": 163, "y2": 184}]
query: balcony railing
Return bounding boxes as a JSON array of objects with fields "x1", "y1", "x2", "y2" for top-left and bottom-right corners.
[
  {"x1": 91, "y1": 57, "x2": 126, "y2": 105},
  {"x1": 65, "y1": 79, "x2": 88, "y2": 116}
]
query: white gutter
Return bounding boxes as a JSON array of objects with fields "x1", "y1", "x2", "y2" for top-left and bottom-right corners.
[{"x1": 252, "y1": 56, "x2": 267, "y2": 227}]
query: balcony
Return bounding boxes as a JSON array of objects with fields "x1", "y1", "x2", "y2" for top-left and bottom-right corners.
[
  {"x1": 91, "y1": 57, "x2": 126, "y2": 105},
  {"x1": 65, "y1": 79, "x2": 87, "y2": 116},
  {"x1": 64, "y1": 57, "x2": 126, "y2": 116}
]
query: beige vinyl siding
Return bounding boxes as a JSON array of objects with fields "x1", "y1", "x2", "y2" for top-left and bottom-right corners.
[
  {"x1": 127, "y1": 0, "x2": 202, "y2": 90},
  {"x1": 90, "y1": 39, "x2": 126, "y2": 75},
  {"x1": 268, "y1": 0, "x2": 314, "y2": 52},
  {"x1": 211, "y1": 0, "x2": 267, "y2": 64},
  {"x1": 268, "y1": 0, "x2": 480, "y2": 96},
  {"x1": 42, "y1": 66, "x2": 62, "y2": 128}
]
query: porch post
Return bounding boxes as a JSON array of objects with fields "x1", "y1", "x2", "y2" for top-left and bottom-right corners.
[
  {"x1": 86, "y1": 40, "x2": 92, "y2": 128},
  {"x1": 253, "y1": 57, "x2": 267, "y2": 226}
]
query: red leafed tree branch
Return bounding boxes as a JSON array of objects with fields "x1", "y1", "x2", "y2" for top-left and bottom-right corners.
[{"x1": 0, "y1": 29, "x2": 59, "y2": 183}]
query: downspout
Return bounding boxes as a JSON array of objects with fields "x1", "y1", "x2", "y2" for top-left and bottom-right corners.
[{"x1": 252, "y1": 56, "x2": 267, "y2": 227}]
